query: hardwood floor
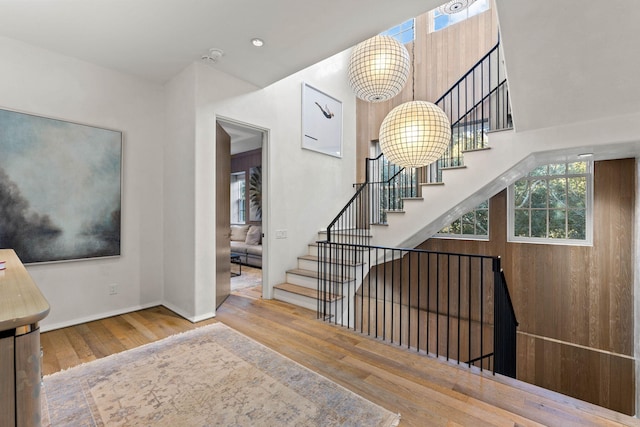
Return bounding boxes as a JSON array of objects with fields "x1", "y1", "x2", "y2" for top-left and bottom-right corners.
[{"x1": 41, "y1": 286, "x2": 639, "y2": 426}]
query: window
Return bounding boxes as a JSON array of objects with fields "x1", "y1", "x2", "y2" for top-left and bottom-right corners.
[
  {"x1": 431, "y1": 0, "x2": 490, "y2": 32},
  {"x1": 437, "y1": 200, "x2": 489, "y2": 240},
  {"x1": 380, "y1": 18, "x2": 415, "y2": 44},
  {"x1": 508, "y1": 161, "x2": 593, "y2": 245},
  {"x1": 230, "y1": 172, "x2": 246, "y2": 224}
]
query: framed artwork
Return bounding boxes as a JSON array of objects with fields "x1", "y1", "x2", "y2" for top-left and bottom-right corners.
[
  {"x1": 0, "y1": 108, "x2": 122, "y2": 264},
  {"x1": 301, "y1": 82, "x2": 343, "y2": 158}
]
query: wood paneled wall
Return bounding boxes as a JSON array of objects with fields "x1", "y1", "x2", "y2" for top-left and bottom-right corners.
[
  {"x1": 417, "y1": 158, "x2": 636, "y2": 414},
  {"x1": 356, "y1": 6, "x2": 499, "y2": 182}
]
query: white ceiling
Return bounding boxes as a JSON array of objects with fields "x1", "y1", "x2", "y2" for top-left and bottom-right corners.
[
  {"x1": 496, "y1": 0, "x2": 640, "y2": 132},
  {"x1": 0, "y1": 0, "x2": 440, "y2": 87},
  {"x1": 0, "y1": 0, "x2": 638, "y2": 136}
]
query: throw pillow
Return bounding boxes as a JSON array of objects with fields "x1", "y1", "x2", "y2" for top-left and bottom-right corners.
[
  {"x1": 245, "y1": 225, "x2": 262, "y2": 245},
  {"x1": 230, "y1": 224, "x2": 250, "y2": 241}
]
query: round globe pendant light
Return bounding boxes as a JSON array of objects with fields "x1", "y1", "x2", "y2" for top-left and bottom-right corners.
[
  {"x1": 348, "y1": 35, "x2": 410, "y2": 103},
  {"x1": 379, "y1": 101, "x2": 451, "y2": 169}
]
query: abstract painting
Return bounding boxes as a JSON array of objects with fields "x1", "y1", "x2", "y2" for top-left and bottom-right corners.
[
  {"x1": 0, "y1": 108, "x2": 122, "y2": 264},
  {"x1": 301, "y1": 82, "x2": 342, "y2": 158}
]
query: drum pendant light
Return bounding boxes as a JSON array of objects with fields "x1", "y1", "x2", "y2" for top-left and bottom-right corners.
[{"x1": 348, "y1": 35, "x2": 410, "y2": 103}]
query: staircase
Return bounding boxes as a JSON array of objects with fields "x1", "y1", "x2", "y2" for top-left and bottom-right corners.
[
  {"x1": 274, "y1": 41, "x2": 511, "y2": 312},
  {"x1": 273, "y1": 231, "x2": 371, "y2": 325}
]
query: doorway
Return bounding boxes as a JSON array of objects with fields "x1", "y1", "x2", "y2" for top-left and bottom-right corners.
[{"x1": 216, "y1": 117, "x2": 268, "y2": 301}]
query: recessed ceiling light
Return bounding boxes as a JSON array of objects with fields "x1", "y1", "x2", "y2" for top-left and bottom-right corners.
[{"x1": 251, "y1": 38, "x2": 264, "y2": 47}]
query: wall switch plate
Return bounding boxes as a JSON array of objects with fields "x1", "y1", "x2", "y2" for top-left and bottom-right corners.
[
  {"x1": 109, "y1": 284, "x2": 118, "y2": 295},
  {"x1": 275, "y1": 229, "x2": 287, "y2": 239}
]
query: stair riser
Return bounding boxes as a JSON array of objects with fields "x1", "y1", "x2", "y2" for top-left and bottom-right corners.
[
  {"x1": 273, "y1": 289, "x2": 319, "y2": 312},
  {"x1": 298, "y1": 258, "x2": 362, "y2": 274},
  {"x1": 285, "y1": 272, "x2": 319, "y2": 289},
  {"x1": 273, "y1": 289, "x2": 344, "y2": 323}
]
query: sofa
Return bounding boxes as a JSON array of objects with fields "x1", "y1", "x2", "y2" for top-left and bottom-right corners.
[{"x1": 230, "y1": 224, "x2": 262, "y2": 268}]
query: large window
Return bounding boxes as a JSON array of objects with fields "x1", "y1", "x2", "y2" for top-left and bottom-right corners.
[
  {"x1": 230, "y1": 172, "x2": 246, "y2": 224},
  {"x1": 437, "y1": 200, "x2": 489, "y2": 240},
  {"x1": 380, "y1": 18, "x2": 415, "y2": 44},
  {"x1": 431, "y1": 0, "x2": 490, "y2": 32},
  {"x1": 508, "y1": 161, "x2": 592, "y2": 245}
]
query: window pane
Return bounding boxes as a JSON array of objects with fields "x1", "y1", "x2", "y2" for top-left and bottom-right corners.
[
  {"x1": 548, "y1": 209, "x2": 566, "y2": 238},
  {"x1": 514, "y1": 180, "x2": 530, "y2": 208},
  {"x1": 567, "y1": 177, "x2": 586, "y2": 208},
  {"x1": 548, "y1": 163, "x2": 566, "y2": 175},
  {"x1": 476, "y1": 209, "x2": 488, "y2": 235},
  {"x1": 462, "y1": 212, "x2": 475, "y2": 235},
  {"x1": 548, "y1": 178, "x2": 566, "y2": 208},
  {"x1": 567, "y1": 161, "x2": 587, "y2": 174},
  {"x1": 510, "y1": 161, "x2": 591, "y2": 244},
  {"x1": 530, "y1": 180, "x2": 548, "y2": 208},
  {"x1": 434, "y1": 14, "x2": 449, "y2": 31},
  {"x1": 530, "y1": 165, "x2": 548, "y2": 176},
  {"x1": 530, "y1": 210, "x2": 547, "y2": 238},
  {"x1": 568, "y1": 209, "x2": 586, "y2": 239},
  {"x1": 477, "y1": 200, "x2": 488, "y2": 210},
  {"x1": 514, "y1": 210, "x2": 529, "y2": 237}
]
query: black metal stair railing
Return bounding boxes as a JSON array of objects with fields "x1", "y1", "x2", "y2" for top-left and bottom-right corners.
[
  {"x1": 317, "y1": 241, "x2": 519, "y2": 378},
  {"x1": 425, "y1": 41, "x2": 511, "y2": 183},
  {"x1": 326, "y1": 41, "x2": 511, "y2": 244}
]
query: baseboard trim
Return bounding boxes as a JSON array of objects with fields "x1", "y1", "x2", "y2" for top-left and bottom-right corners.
[{"x1": 40, "y1": 301, "x2": 163, "y2": 333}]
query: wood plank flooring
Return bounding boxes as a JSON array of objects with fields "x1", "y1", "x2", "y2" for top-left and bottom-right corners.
[{"x1": 41, "y1": 286, "x2": 639, "y2": 427}]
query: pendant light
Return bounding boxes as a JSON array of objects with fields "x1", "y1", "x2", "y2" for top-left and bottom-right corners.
[
  {"x1": 348, "y1": 35, "x2": 410, "y2": 102},
  {"x1": 378, "y1": 39, "x2": 451, "y2": 169},
  {"x1": 379, "y1": 101, "x2": 451, "y2": 169}
]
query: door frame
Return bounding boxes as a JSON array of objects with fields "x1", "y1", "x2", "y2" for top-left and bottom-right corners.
[{"x1": 216, "y1": 115, "x2": 269, "y2": 301}]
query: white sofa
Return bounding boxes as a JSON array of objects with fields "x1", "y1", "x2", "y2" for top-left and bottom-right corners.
[{"x1": 230, "y1": 224, "x2": 262, "y2": 268}]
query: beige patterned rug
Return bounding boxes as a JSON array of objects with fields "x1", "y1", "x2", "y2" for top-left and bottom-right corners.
[{"x1": 42, "y1": 322, "x2": 400, "y2": 426}]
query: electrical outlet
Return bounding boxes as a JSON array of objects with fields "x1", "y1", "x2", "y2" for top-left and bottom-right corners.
[
  {"x1": 108, "y1": 284, "x2": 118, "y2": 295},
  {"x1": 275, "y1": 229, "x2": 287, "y2": 239}
]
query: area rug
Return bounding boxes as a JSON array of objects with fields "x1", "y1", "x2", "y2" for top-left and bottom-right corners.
[
  {"x1": 41, "y1": 322, "x2": 400, "y2": 426},
  {"x1": 231, "y1": 265, "x2": 262, "y2": 291}
]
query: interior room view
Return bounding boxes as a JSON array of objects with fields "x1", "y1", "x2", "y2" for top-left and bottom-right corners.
[{"x1": 1, "y1": 0, "x2": 639, "y2": 426}]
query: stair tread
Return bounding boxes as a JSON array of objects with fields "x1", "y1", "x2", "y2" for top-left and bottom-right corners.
[
  {"x1": 318, "y1": 230, "x2": 373, "y2": 238},
  {"x1": 287, "y1": 268, "x2": 354, "y2": 283},
  {"x1": 274, "y1": 283, "x2": 342, "y2": 302},
  {"x1": 309, "y1": 242, "x2": 371, "y2": 251},
  {"x1": 299, "y1": 255, "x2": 364, "y2": 266}
]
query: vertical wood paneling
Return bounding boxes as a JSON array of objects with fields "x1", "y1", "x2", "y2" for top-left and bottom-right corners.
[
  {"x1": 356, "y1": 6, "x2": 499, "y2": 169},
  {"x1": 418, "y1": 158, "x2": 635, "y2": 414}
]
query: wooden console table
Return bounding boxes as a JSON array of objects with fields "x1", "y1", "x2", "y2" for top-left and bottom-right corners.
[{"x1": 0, "y1": 249, "x2": 50, "y2": 427}]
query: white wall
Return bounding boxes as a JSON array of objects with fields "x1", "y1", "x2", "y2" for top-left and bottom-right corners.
[
  {"x1": 0, "y1": 37, "x2": 165, "y2": 331},
  {"x1": 161, "y1": 51, "x2": 358, "y2": 320},
  {"x1": 162, "y1": 64, "x2": 199, "y2": 319}
]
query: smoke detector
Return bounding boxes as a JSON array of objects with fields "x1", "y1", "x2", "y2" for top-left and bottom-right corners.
[{"x1": 202, "y1": 48, "x2": 224, "y2": 64}]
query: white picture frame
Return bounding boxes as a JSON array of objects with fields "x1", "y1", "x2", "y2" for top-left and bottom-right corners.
[{"x1": 301, "y1": 82, "x2": 343, "y2": 158}]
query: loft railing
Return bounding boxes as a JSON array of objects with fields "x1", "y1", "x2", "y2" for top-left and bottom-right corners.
[
  {"x1": 425, "y1": 41, "x2": 511, "y2": 182},
  {"x1": 326, "y1": 42, "x2": 511, "y2": 243},
  {"x1": 317, "y1": 241, "x2": 518, "y2": 378}
]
